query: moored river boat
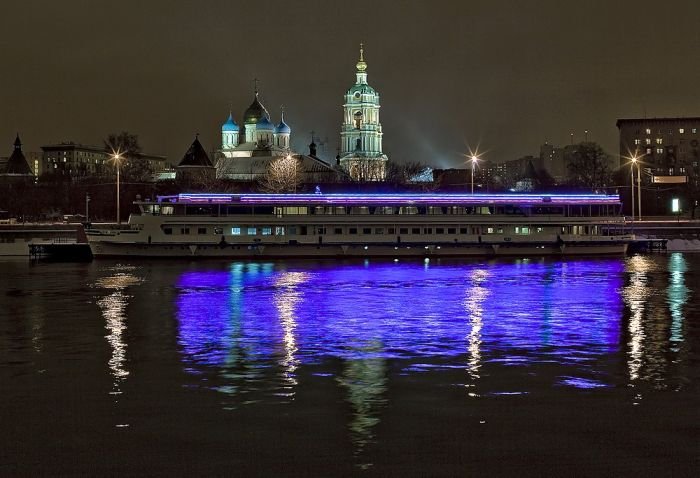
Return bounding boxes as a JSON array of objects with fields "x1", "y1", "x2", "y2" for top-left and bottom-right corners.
[{"x1": 86, "y1": 192, "x2": 633, "y2": 257}]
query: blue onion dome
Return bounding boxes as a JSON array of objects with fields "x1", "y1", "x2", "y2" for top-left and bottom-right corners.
[
  {"x1": 221, "y1": 113, "x2": 239, "y2": 132},
  {"x1": 244, "y1": 94, "x2": 268, "y2": 124},
  {"x1": 275, "y1": 116, "x2": 291, "y2": 134},
  {"x1": 256, "y1": 114, "x2": 275, "y2": 131}
]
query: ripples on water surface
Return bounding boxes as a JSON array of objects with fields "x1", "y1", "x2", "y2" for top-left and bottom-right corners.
[{"x1": 0, "y1": 255, "x2": 698, "y2": 476}]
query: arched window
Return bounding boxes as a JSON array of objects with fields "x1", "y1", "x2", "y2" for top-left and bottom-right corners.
[{"x1": 354, "y1": 111, "x2": 363, "y2": 129}]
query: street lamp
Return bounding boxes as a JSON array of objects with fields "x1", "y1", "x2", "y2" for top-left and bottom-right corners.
[
  {"x1": 631, "y1": 155, "x2": 642, "y2": 221},
  {"x1": 110, "y1": 151, "x2": 123, "y2": 225},
  {"x1": 470, "y1": 155, "x2": 479, "y2": 194},
  {"x1": 630, "y1": 156, "x2": 636, "y2": 221}
]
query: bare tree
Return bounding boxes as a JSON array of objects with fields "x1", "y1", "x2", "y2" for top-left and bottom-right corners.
[
  {"x1": 342, "y1": 158, "x2": 387, "y2": 182},
  {"x1": 258, "y1": 155, "x2": 302, "y2": 193},
  {"x1": 566, "y1": 142, "x2": 613, "y2": 190},
  {"x1": 104, "y1": 131, "x2": 154, "y2": 182}
]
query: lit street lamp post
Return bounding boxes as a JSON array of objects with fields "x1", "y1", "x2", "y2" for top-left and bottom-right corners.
[
  {"x1": 85, "y1": 193, "x2": 90, "y2": 223},
  {"x1": 470, "y1": 155, "x2": 479, "y2": 194},
  {"x1": 631, "y1": 155, "x2": 642, "y2": 221},
  {"x1": 630, "y1": 157, "x2": 636, "y2": 221},
  {"x1": 637, "y1": 159, "x2": 642, "y2": 221},
  {"x1": 111, "y1": 152, "x2": 123, "y2": 225}
]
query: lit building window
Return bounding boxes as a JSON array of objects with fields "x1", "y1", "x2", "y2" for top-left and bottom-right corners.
[
  {"x1": 645, "y1": 138, "x2": 651, "y2": 145},
  {"x1": 656, "y1": 138, "x2": 663, "y2": 144},
  {"x1": 645, "y1": 128, "x2": 651, "y2": 134},
  {"x1": 679, "y1": 128, "x2": 685, "y2": 134},
  {"x1": 656, "y1": 148, "x2": 664, "y2": 154},
  {"x1": 646, "y1": 148, "x2": 652, "y2": 154},
  {"x1": 634, "y1": 139, "x2": 641, "y2": 145},
  {"x1": 693, "y1": 128, "x2": 698, "y2": 134}
]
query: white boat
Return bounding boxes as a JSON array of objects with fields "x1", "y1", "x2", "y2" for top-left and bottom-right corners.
[{"x1": 86, "y1": 192, "x2": 634, "y2": 257}]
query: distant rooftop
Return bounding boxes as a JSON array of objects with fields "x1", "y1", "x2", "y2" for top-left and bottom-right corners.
[{"x1": 616, "y1": 117, "x2": 700, "y2": 128}]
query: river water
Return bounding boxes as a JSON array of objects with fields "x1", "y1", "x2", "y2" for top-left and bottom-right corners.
[{"x1": 1, "y1": 254, "x2": 698, "y2": 476}]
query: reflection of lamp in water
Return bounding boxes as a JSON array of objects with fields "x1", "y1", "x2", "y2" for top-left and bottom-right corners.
[
  {"x1": 273, "y1": 272, "x2": 309, "y2": 393},
  {"x1": 623, "y1": 256, "x2": 651, "y2": 382},
  {"x1": 464, "y1": 269, "x2": 489, "y2": 386},
  {"x1": 95, "y1": 267, "x2": 142, "y2": 394}
]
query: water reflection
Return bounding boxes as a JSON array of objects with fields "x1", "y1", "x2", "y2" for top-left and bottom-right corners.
[
  {"x1": 176, "y1": 259, "x2": 628, "y2": 395},
  {"x1": 622, "y1": 253, "x2": 692, "y2": 390},
  {"x1": 95, "y1": 266, "x2": 142, "y2": 395},
  {"x1": 273, "y1": 271, "x2": 309, "y2": 395},
  {"x1": 464, "y1": 268, "x2": 488, "y2": 386},
  {"x1": 337, "y1": 341, "x2": 387, "y2": 465},
  {"x1": 667, "y1": 253, "x2": 689, "y2": 352},
  {"x1": 624, "y1": 255, "x2": 653, "y2": 382}
]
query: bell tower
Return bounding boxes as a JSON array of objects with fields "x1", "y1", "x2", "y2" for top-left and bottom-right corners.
[{"x1": 339, "y1": 44, "x2": 388, "y2": 181}]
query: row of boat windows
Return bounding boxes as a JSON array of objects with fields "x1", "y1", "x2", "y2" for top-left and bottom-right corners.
[
  {"x1": 147, "y1": 205, "x2": 619, "y2": 217},
  {"x1": 161, "y1": 225, "x2": 598, "y2": 236}
]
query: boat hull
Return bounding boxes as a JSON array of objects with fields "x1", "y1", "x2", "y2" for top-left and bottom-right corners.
[{"x1": 88, "y1": 240, "x2": 629, "y2": 258}]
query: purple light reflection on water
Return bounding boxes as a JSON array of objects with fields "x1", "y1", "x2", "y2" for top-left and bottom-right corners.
[{"x1": 175, "y1": 258, "x2": 624, "y2": 389}]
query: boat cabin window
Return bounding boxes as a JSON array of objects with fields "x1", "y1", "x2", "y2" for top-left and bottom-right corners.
[
  {"x1": 436, "y1": 228, "x2": 445, "y2": 234},
  {"x1": 163, "y1": 227, "x2": 172, "y2": 235},
  {"x1": 448, "y1": 228, "x2": 456, "y2": 234},
  {"x1": 231, "y1": 227, "x2": 241, "y2": 235},
  {"x1": 197, "y1": 227, "x2": 207, "y2": 235},
  {"x1": 162, "y1": 206, "x2": 175, "y2": 215},
  {"x1": 254, "y1": 206, "x2": 274, "y2": 215},
  {"x1": 276, "y1": 227, "x2": 286, "y2": 235},
  {"x1": 261, "y1": 227, "x2": 272, "y2": 236},
  {"x1": 142, "y1": 204, "x2": 161, "y2": 215},
  {"x1": 350, "y1": 207, "x2": 370, "y2": 215},
  {"x1": 411, "y1": 227, "x2": 420, "y2": 234},
  {"x1": 349, "y1": 227, "x2": 357, "y2": 234},
  {"x1": 186, "y1": 206, "x2": 214, "y2": 216},
  {"x1": 214, "y1": 227, "x2": 223, "y2": 235},
  {"x1": 334, "y1": 227, "x2": 343, "y2": 234},
  {"x1": 180, "y1": 227, "x2": 190, "y2": 235},
  {"x1": 399, "y1": 206, "x2": 418, "y2": 215},
  {"x1": 227, "y1": 206, "x2": 253, "y2": 215},
  {"x1": 375, "y1": 228, "x2": 384, "y2": 234},
  {"x1": 514, "y1": 226, "x2": 530, "y2": 235},
  {"x1": 247, "y1": 227, "x2": 257, "y2": 235},
  {"x1": 399, "y1": 228, "x2": 408, "y2": 234},
  {"x1": 362, "y1": 228, "x2": 371, "y2": 235}
]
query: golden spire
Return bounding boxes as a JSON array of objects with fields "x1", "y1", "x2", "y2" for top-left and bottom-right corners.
[{"x1": 356, "y1": 42, "x2": 367, "y2": 72}]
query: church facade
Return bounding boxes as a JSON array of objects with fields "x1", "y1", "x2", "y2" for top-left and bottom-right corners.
[
  {"x1": 215, "y1": 88, "x2": 336, "y2": 183},
  {"x1": 338, "y1": 45, "x2": 388, "y2": 181}
]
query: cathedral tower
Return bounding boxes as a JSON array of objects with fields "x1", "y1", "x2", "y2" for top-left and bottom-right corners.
[{"x1": 339, "y1": 44, "x2": 388, "y2": 181}]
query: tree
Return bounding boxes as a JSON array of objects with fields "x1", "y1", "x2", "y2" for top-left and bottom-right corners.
[
  {"x1": 104, "y1": 131, "x2": 153, "y2": 182},
  {"x1": 384, "y1": 160, "x2": 429, "y2": 186},
  {"x1": 342, "y1": 158, "x2": 386, "y2": 182},
  {"x1": 566, "y1": 142, "x2": 614, "y2": 190},
  {"x1": 258, "y1": 155, "x2": 303, "y2": 193}
]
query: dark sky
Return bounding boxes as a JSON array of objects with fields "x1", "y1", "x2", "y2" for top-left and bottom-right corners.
[{"x1": 3, "y1": 0, "x2": 700, "y2": 168}]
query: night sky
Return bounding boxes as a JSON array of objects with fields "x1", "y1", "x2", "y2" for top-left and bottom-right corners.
[{"x1": 3, "y1": 0, "x2": 700, "y2": 168}]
